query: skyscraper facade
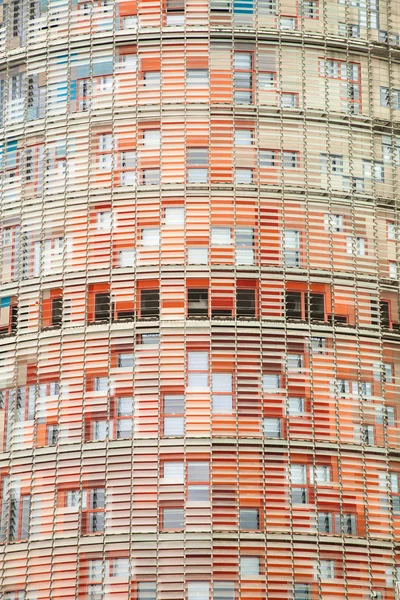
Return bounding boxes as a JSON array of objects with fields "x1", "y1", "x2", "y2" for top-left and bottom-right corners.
[{"x1": 1, "y1": 0, "x2": 400, "y2": 598}]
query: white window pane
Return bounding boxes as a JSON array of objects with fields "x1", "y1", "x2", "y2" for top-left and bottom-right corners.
[
  {"x1": 97, "y1": 211, "x2": 112, "y2": 230},
  {"x1": 112, "y1": 558, "x2": 130, "y2": 578},
  {"x1": 234, "y1": 53, "x2": 251, "y2": 69},
  {"x1": 116, "y1": 420, "x2": 133, "y2": 438},
  {"x1": 118, "y1": 249, "x2": 136, "y2": 267},
  {"x1": 212, "y1": 373, "x2": 232, "y2": 392},
  {"x1": 262, "y1": 374, "x2": 280, "y2": 390},
  {"x1": 211, "y1": 227, "x2": 232, "y2": 246},
  {"x1": 188, "y1": 485, "x2": 209, "y2": 501},
  {"x1": 188, "y1": 373, "x2": 208, "y2": 388},
  {"x1": 188, "y1": 581, "x2": 210, "y2": 600},
  {"x1": 164, "y1": 416, "x2": 184, "y2": 436},
  {"x1": 263, "y1": 418, "x2": 281, "y2": 438},
  {"x1": 118, "y1": 353, "x2": 134, "y2": 367},
  {"x1": 235, "y1": 169, "x2": 253, "y2": 184},
  {"x1": 165, "y1": 207, "x2": 184, "y2": 226},
  {"x1": 163, "y1": 508, "x2": 184, "y2": 528},
  {"x1": 188, "y1": 168, "x2": 208, "y2": 183},
  {"x1": 94, "y1": 377, "x2": 109, "y2": 391},
  {"x1": 288, "y1": 397, "x2": 304, "y2": 415},
  {"x1": 92, "y1": 420, "x2": 108, "y2": 440},
  {"x1": 144, "y1": 72, "x2": 160, "y2": 87},
  {"x1": 188, "y1": 351, "x2": 208, "y2": 370},
  {"x1": 284, "y1": 229, "x2": 300, "y2": 248},
  {"x1": 288, "y1": 354, "x2": 303, "y2": 369},
  {"x1": 142, "y1": 333, "x2": 160, "y2": 345},
  {"x1": 291, "y1": 464, "x2": 306, "y2": 484},
  {"x1": 236, "y1": 248, "x2": 254, "y2": 265},
  {"x1": 143, "y1": 169, "x2": 160, "y2": 184},
  {"x1": 188, "y1": 462, "x2": 209, "y2": 481},
  {"x1": 235, "y1": 130, "x2": 252, "y2": 145},
  {"x1": 143, "y1": 129, "x2": 160, "y2": 147},
  {"x1": 164, "y1": 462, "x2": 184, "y2": 482},
  {"x1": 212, "y1": 394, "x2": 232, "y2": 413},
  {"x1": 186, "y1": 70, "x2": 209, "y2": 86},
  {"x1": 142, "y1": 228, "x2": 160, "y2": 246},
  {"x1": 240, "y1": 556, "x2": 260, "y2": 577},
  {"x1": 188, "y1": 248, "x2": 208, "y2": 265},
  {"x1": 88, "y1": 560, "x2": 102, "y2": 579},
  {"x1": 117, "y1": 397, "x2": 133, "y2": 416}
]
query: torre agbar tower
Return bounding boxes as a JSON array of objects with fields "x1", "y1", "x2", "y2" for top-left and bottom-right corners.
[{"x1": 3, "y1": 0, "x2": 400, "y2": 598}]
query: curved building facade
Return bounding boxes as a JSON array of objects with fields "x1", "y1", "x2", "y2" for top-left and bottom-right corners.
[{"x1": 1, "y1": 0, "x2": 400, "y2": 598}]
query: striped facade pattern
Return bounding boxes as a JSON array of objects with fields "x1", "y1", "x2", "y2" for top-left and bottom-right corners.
[{"x1": 1, "y1": 0, "x2": 400, "y2": 598}]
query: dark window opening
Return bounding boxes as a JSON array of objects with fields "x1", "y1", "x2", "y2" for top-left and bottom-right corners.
[
  {"x1": 141, "y1": 289, "x2": 159, "y2": 319},
  {"x1": 188, "y1": 289, "x2": 209, "y2": 317},
  {"x1": 286, "y1": 291, "x2": 326, "y2": 321},
  {"x1": 380, "y1": 300, "x2": 390, "y2": 328},
  {"x1": 305, "y1": 293, "x2": 325, "y2": 321},
  {"x1": 212, "y1": 308, "x2": 233, "y2": 319},
  {"x1": 286, "y1": 291, "x2": 302, "y2": 319},
  {"x1": 116, "y1": 310, "x2": 135, "y2": 321},
  {"x1": 236, "y1": 288, "x2": 256, "y2": 318},
  {"x1": 94, "y1": 292, "x2": 111, "y2": 322},
  {"x1": 10, "y1": 304, "x2": 18, "y2": 333},
  {"x1": 51, "y1": 297, "x2": 62, "y2": 327}
]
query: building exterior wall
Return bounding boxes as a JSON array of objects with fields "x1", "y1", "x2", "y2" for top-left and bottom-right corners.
[{"x1": 1, "y1": 0, "x2": 400, "y2": 599}]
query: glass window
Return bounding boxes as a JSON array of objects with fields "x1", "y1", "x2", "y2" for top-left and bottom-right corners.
[
  {"x1": 288, "y1": 397, "x2": 305, "y2": 415},
  {"x1": 94, "y1": 377, "x2": 109, "y2": 392},
  {"x1": 137, "y1": 582, "x2": 156, "y2": 600},
  {"x1": 259, "y1": 150, "x2": 276, "y2": 167},
  {"x1": 287, "y1": 354, "x2": 303, "y2": 369},
  {"x1": 186, "y1": 70, "x2": 209, "y2": 87},
  {"x1": 97, "y1": 211, "x2": 112, "y2": 230},
  {"x1": 310, "y1": 465, "x2": 331, "y2": 484},
  {"x1": 235, "y1": 130, "x2": 253, "y2": 145},
  {"x1": 162, "y1": 507, "x2": 184, "y2": 528},
  {"x1": 239, "y1": 508, "x2": 259, "y2": 529},
  {"x1": 188, "y1": 352, "x2": 209, "y2": 388},
  {"x1": 317, "y1": 512, "x2": 332, "y2": 533},
  {"x1": 92, "y1": 420, "x2": 108, "y2": 440},
  {"x1": 213, "y1": 582, "x2": 235, "y2": 600},
  {"x1": 211, "y1": 227, "x2": 232, "y2": 246},
  {"x1": 118, "y1": 353, "x2": 134, "y2": 368},
  {"x1": 143, "y1": 169, "x2": 160, "y2": 185},
  {"x1": 240, "y1": 556, "x2": 260, "y2": 577},
  {"x1": 212, "y1": 373, "x2": 232, "y2": 414},
  {"x1": 143, "y1": 129, "x2": 160, "y2": 147},
  {"x1": 235, "y1": 169, "x2": 253, "y2": 184},
  {"x1": 165, "y1": 207, "x2": 184, "y2": 226},
  {"x1": 163, "y1": 461, "x2": 184, "y2": 482},
  {"x1": 188, "y1": 581, "x2": 210, "y2": 600},
  {"x1": 188, "y1": 248, "x2": 208, "y2": 265},
  {"x1": 118, "y1": 248, "x2": 136, "y2": 267},
  {"x1": 164, "y1": 395, "x2": 184, "y2": 436},
  {"x1": 324, "y1": 214, "x2": 344, "y2": 232},
  {"x1": 88, "y1": 560, "x2": 102, "y2": 580},
  {"x1": 294, "y1": 583, "x2": 311, "y2": 600},
  {"x1": 262, "y1": 374, "x2": 280, "y2": 390},
  {"x1": 143, "y1": 72, "x2": 160, "y2": 88},
  {"x1": 142, "y1": 228, "x2": 160, "y2": 246},
  {"x1": 263, "y1": 418, "x2": 281, "y2": 438},
  {"x1": 188, "y1": 469, "x2": 209, "y2": 502},
  {"x1": 318, "y1": 560, "x2": 335, "y2": 580},
  {"x1": 346, "y1": 236, "x2": 366, "y2": 256},
  {"x1": 283, "y1": 229, "x2": 300, "y2": 267},
  {"x1": 282, "y1": 151, "x2": 298, "y2": 168},
  {"x1": 111, "y1": 557, "x2": 130, "y2": 578}
]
